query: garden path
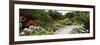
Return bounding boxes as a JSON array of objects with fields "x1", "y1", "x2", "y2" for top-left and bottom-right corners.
[{"x1": 54, "y1": 25, "x2": 80, "y2": 34}]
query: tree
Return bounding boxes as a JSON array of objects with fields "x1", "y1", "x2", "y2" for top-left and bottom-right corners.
[
  {"x1": 64, "y1": 12, "x2": 74, "y2": 20},
  {"x1": 32, "y1": 9, "x2": 53, "y2": 28},
  {"x1": 48, "y1": 10, "x2": 63, "y2": 20}
]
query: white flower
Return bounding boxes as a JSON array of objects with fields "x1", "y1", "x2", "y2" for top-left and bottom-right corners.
[
  {"x1": 23, "y1": 28, "x2": 32, "y2": 32},
  {"x1": 36, "y1": 26, "x2": 40, "y2": 29},
  {"x1": 19, "y1": 31, "x2": 25, "y2": 35},
  {"x1": 82, "y1": 24, "x2": 85, "y2": 26},
  {"x1": 79, "y1": 29, "x2": 82, "y2": 31},
  {"x1": 23, "y1": 28, "x2": 28, "y2": 31},
  {"x1": 82, "y1": 30, "x2": 85, "y2": 32},
  {"x1": 34, "y1": 26, "x2": 37, "y2": 29},
  {"x1": 20, "y1": 32, "x2": 25, "y2": 34},
  {"x1": 76, "y1": 26, "x2": 80, "y2": 29},
  {"x1": 29, "y1": 25, "x2": 34, "y2": 29},
  {"x1": 86, "y1": 30, "x2": 89, "y2": 32},
  {"x1": 19, "y1": 31, "x2": 25, "y2": 36},
  {"x1": 82, "y1": 30, "x2": 84, "y2": 32},
  {"x1": 27, "y1": 29, "x2": 32, "y2": 32},
  {"x1": 33, "y1": 26, "x2": 40, "y2": 29}
]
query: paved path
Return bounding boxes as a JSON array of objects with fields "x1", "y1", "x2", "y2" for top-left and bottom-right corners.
[{"x1": 54, "y1": 25, "x2": 79, "y2": 35}]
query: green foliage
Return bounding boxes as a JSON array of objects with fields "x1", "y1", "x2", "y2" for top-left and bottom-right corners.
[
  {"x1": 32, "y1": 9, "x2": 53, "y2": 28},
  {"x1": 48, "y1": 10, "x2": 63, "y2": 20},
  {"x1": 64, "y1": 12, "x2": 74, "y2": 20},
  {"x1": 71, "y1": 11, "x2": 90, "y2": 33},
  {"x1": 72, "y1": 11, "x2": 89, "y2": 29},
  {"x1": 29, "y1": 27, "x2": 54, "y2": 35}
]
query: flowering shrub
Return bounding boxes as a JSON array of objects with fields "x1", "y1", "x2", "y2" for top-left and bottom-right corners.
[{"x1": 73, "y1": 25, "x2": 89, "y2": 33}]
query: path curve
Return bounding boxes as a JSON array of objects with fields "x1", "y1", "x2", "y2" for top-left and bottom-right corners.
[{"x1": 54, "y1": 25, "x2": 79, "y2": 35}]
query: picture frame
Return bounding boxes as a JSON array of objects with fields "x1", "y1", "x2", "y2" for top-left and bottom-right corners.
[{"x1": 9, "y1": 1, "x2": 95, "y2": 44}]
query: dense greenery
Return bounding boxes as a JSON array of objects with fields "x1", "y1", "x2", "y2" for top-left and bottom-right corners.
[
  {"x1": 64, "y1": 11, "x2": 90, "y2": 33},
  {"x1": 19, "y1": 9, "x2": 90, "y2": 36}
]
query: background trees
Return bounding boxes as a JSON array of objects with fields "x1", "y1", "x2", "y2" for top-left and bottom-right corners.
[
  {"x1": 31, "y1": 9, "x2": 53, "y2": 28},
  {"x1": 48, "y1": 10, "x2": 63, "y2": 20}
]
